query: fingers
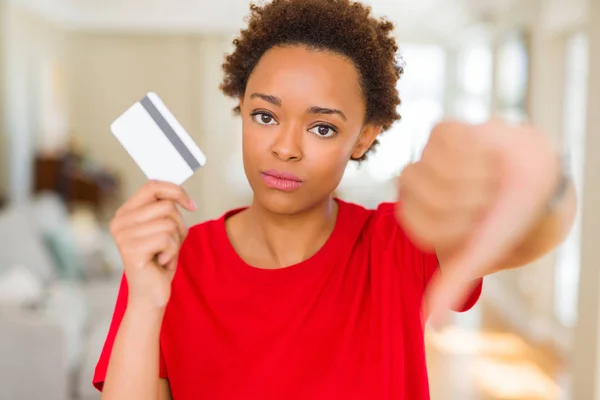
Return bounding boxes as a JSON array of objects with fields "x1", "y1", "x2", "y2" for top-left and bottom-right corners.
[
  {"x1": 108, "y1": 181, "x2": 194, "y2": 308},
  {"x1": 111, "y1": 200, "x2": 187, "y2": 242},
  {"x1": 115, "y1": 219, "x2": 182, "y2": 268},
  {"x1": 398, "y1": 158, "x2": 498, "y2": 250},
  {"x1": 420, "y1": 143, "x2": 498, "y2": 196},
  {"x1": 165, "y1": 258, "x2": 178, "y2": 272},
  {"x1": 117, "y1": 180, "x2": 196, "y2": 215},
  {"x1": 399, "y1": 189, "x2": 473, "y2": 251},
  {"x1": 427, "y1": 120, "x2": 490, "y2": 155}
]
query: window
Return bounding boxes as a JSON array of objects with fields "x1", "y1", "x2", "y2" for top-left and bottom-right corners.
[
  {"x1": 495, "y1": 31, "x2": 530, "y2": 124},
  {"x1": 554, "y1": 33, "x2": 588, "y2": 328},
  {"x1": 455, "y1": 44, "x2": 493, "y2": 124},
  {"x1": 341, "y1": 44, "x2": 446, "y2": 190}
]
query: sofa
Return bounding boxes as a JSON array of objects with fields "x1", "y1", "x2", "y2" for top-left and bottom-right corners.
[{"x1": 0, "y1": 192, "x2": 123, "y2": 400}]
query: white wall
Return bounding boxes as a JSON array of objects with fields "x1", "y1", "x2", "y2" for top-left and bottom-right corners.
[
  {"x1": 192, "y1": 37, "x2": 252, "y2": 221},
  {"x1": 571, "y1": 0, "x2": 600, "y2": 396},
  {"x1": 541, "y1": 0, "x2": 588, "y2": 33},
  {"x1": 0, "y1": 0, "x2": 7, "y2": 200},
  {"x1": 2, "y1": 5, "x2": 69, "y2": 203},
  {"x1": 473, "y1": 0, "x2": 595, "y2": 355}
]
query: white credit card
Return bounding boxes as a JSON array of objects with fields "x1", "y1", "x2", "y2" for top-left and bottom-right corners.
[{"x1": 110, "y1": 92, "x2": 206, "y2": 185}]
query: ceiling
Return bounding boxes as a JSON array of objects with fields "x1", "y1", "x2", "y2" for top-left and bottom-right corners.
[{"x1": 10, "y1": 0, "x2": 525, "y2": 39}]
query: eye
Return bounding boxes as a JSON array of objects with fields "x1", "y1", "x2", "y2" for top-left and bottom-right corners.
[
  {"x1": 309, "y1": 124, "x2": 338, "y2": 138},
  {"x1": 251, "y1": 112, "x2": 278, "y2": 125}
]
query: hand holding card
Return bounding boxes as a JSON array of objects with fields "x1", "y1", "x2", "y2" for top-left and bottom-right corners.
[{"x1": 108, "y1": 93, "x2": 204, "y2": 306}]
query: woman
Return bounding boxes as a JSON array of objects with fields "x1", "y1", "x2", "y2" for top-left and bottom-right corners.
[{"x1": 94, "y1": 0, "x2": 577, "y2": 399}]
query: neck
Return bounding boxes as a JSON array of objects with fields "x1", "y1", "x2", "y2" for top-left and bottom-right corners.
[{"x1": 243, "y1": 196, "x2": 339, "y2": 269}]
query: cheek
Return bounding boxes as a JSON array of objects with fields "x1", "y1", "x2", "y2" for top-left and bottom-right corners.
[
  {"x1": 305, "y1": 141, "x2": 352, "y2": 183},
  {"x1": 241, "y1": 121, "x2": 267, "y2": 158},
  {"x1": 240, "y1": 124, "x2": 262, "y2": 184}
]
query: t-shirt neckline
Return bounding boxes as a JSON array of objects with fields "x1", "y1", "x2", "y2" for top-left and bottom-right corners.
[{"x1": 215, "y1": 199, "x2": 348, "y2": 285}]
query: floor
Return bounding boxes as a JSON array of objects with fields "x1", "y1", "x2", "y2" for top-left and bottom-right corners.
[{"x1": 426, "y1": 304, "x2": 568, "y2": 400}]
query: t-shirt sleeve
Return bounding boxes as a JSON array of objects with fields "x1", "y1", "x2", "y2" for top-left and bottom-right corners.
[
  {"x1": 376, "y1": 202, "x2": 482, "y2": 313},
  {"x1": 92, "y1": 274, "x2": 168, "y2": 391}
]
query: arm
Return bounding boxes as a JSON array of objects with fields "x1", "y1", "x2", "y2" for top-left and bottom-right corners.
[
  {"x1": 98, "y1": 181, "x2": 194, "y2": 400},
  {"x1": 101, "y1": 301, "x2": 172, "y2": 400}
]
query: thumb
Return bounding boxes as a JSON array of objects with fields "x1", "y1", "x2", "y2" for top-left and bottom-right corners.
[
  {"x1": 425, "y1": 171, "x2": 531, "y2": 323},
  {"x1": 425, "y1": 130, "x2": 553, "y2": 321}
]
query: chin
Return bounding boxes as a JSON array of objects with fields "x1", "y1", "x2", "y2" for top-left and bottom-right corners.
[
  {"x1": 252, "y1": 184, "x2": 335, "y2": 216},
  {"x1": 254, "y1": 190, "x2": 311, "y2": 215}
]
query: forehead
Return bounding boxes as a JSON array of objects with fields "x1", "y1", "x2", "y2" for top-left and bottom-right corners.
[{"x1": 245, "y1": 46, "x2": 365, "y2": 112}]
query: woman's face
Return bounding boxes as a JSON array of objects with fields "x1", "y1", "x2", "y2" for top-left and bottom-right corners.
[{"x1": 240, "y1": 45, "x2": 380, "y2": 214}]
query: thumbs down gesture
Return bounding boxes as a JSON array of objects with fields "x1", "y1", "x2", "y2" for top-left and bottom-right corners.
[{"x1": 397, "y1": 120, "x2": 577, "y2": 325}]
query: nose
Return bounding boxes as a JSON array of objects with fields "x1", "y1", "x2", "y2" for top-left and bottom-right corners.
[{"x1": 271, "y1": 124, "x2": 303, "y2": 162}]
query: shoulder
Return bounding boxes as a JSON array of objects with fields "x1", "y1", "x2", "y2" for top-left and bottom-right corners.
[
  {"x1": 337, "y1": 198, "x2": 396, "y2": 219},
  {"x1": 178, "y1": 207, "x2": 246, "y2": 258},
  {"x1": 188, "y1": 207, "x2": 246, "y2": 239},
  {"x1": 338, "y1": 199, "x2": 403, "y2": 237},
  {"x1": 336, "y1": 199, "x2": 419, "y2": 256}
]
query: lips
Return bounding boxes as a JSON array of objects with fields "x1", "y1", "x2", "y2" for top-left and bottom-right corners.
[{"x1": 260, "y1": 169, "x2": 303, "y2": 191}]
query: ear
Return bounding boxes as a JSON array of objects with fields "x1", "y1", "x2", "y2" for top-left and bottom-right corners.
[
  {"x1": 351, "y1": 124, "x2": 382, "y2": 160},
  {"x1": 238, "y1": 96, "x2": 244, "y2": 112}
]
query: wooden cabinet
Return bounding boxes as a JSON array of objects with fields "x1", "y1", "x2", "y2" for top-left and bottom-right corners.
[{"x1": 33, "y1": 153, "x2": 121, "y2": 216}]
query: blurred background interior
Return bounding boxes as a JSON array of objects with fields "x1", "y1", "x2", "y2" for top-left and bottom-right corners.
[{"x1": 0, "y1": 0, "x2": 599, "y2": 399}]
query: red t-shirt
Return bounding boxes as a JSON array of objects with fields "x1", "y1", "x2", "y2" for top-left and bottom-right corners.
[{"x1": 94, "y1": 200, "x2": 482, "y2": 399}]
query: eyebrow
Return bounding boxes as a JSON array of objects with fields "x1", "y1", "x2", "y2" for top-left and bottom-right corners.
[
  {"x1": 250, "y1": 93, "x2": 282, "y2": 107},
  {"x1": 306, "y1": 106, "x2": 347, "y2": 121},
  {"x1": 250, "y1": 92, "x2": 347, "y2": 121}
]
